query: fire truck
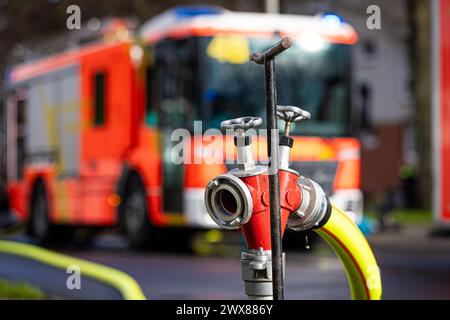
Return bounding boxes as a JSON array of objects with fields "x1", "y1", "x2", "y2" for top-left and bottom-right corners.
[
  {"x1": 432, "y1": 0, "x2": 450, "y2": 228},
  {"x1": 2, "y1": 6, "x2": 361, "y2": 247}
]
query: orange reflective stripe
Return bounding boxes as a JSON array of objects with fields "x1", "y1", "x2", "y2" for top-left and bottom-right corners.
[{"x1": 334, "y1": 159, "x2": 360, "y2": 189}]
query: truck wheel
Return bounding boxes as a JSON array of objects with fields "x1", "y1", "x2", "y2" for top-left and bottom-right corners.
[
  {"x1": 122, "y1": 175, "x2": 154, "y2": 249},
  {"x1": 30, "y1": 180, "x2": 72, "y2": 244}
]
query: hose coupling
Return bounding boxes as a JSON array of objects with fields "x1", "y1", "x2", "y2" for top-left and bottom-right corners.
[
  {"x1": 204, "y1": 174, "x2": 253, "y2": 229},
  {"x1": 287, "y1": 176, "x2": 332, "y2": 231}
]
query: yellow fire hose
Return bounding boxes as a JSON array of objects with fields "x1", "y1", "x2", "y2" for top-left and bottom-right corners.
[
  {"x1": 315, "y1": 205, "x2": 382, "y2": 300},
  {"x1": 0, "y1": 240, "x2": 146, "y2": 300}
]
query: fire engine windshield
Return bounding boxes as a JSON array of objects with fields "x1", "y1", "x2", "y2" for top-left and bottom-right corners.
[
  {"x1": 146, "y1": 35, "x2": 351, "y2": 137},
  {"x1": 199, "y1": 35, "x2": 351, "y2": 137}
]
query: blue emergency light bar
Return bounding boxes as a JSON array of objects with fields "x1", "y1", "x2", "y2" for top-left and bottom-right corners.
[
  {"x1": 321, "y1": 12, "x2": 344, "y2": 24},
  {"x1": 172, "y1": 5, "x2": 225, "y2": 18}
]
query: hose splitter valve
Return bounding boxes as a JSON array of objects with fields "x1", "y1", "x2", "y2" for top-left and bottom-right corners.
[{"x1": 204, "y1": 106, "x2": 332, "y2": 299}]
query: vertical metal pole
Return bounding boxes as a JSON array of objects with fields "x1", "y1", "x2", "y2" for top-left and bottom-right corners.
[{"x1": 265, "y1": 58, "x2": 284, "y2": 300}]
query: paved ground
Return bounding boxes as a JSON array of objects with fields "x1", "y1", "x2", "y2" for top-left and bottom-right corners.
[
  {"x1": 368, "y1": 225, "x2": 450, "y2": 299},
  {"x1": 1, "y1": 224, "x2": 450, "y2": 299}
]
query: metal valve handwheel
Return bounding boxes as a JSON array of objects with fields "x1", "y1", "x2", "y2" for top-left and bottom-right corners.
[
  {"x1": 277, "y1": 106, "x2": 310, "y2": 136},
  {"x1": 277, "y1": 105, "x2": 311, "y2": 123},
  {"x1": 220, "y1": 116, "x2": 263, "y2": 132},
  {"x1": 221, "y1": 116, "x2": 262, "y2": 172}
]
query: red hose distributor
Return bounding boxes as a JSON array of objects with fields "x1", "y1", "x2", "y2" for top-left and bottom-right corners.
[
  {"x1": 204, "y1": 116, "x2": 302, "y2": 250},
  {"x1": 239, "y1": 170, "x2": 301, "y2": 251}
]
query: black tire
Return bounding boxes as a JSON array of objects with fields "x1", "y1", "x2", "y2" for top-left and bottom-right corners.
[
  {"x1": 0, "y1": 184, "x2": 9, "y2": 212},
  {"x1": 122, "y1": 174, "x2": 154, "y2": 249},
  {"x1": 29, "y1": 180, "x2": 72, "y2": 244}
]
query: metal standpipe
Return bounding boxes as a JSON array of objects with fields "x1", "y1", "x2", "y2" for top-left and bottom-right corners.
[
  {"x1": 250, "y1": 37, "x2": 292, "y2": 300},
  {"x1": 241, "y1": 248, "x2": 286, "y2": 300}
]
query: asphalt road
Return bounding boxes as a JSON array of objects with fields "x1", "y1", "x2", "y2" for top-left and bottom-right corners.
[{"x1": 1, "y1": 224, "x2": 450, "y2": 299}]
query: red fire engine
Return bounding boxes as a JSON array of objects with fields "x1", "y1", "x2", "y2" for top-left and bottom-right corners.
[
  {"x1": 432, "y1": 0, "x2": 450, "y2": 227},
  {"x1": 2, "y1": 6, "x2": 361, "y2": 247}
]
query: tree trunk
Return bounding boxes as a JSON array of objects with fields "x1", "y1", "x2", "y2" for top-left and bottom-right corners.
[{"x1": 408, "y1": 0, "x2": 431, "y2": 208}]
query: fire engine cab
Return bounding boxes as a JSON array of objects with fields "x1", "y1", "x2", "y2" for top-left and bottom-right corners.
[{"x1": 2, "y1": 6, "x2": 361, "y2": 247}]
